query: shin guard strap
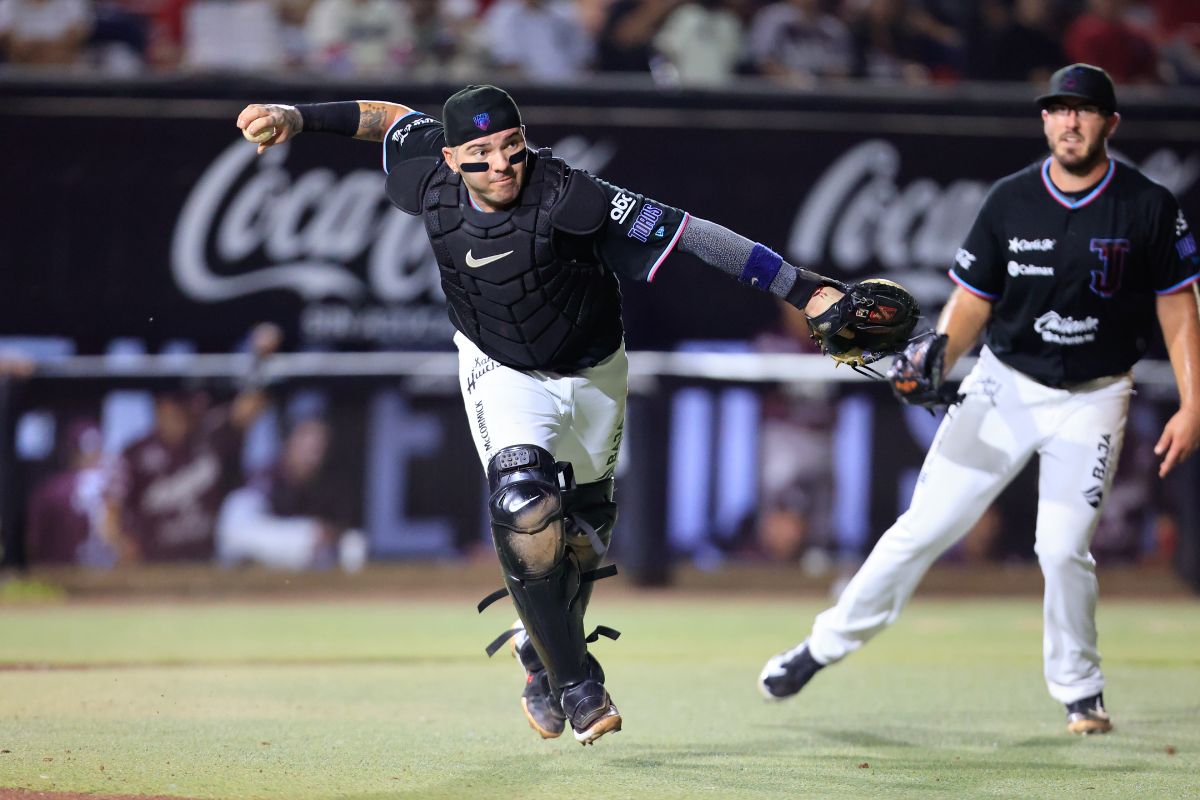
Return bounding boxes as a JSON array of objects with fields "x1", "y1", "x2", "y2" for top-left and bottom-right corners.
[
  {"x1": 476, "y1": 564, "x2": 617, "y2": 616},
  {"x1": 476, "y1": 587, "x2": 510, "y2": 614},
  {"x1": 581, "y1": 564, "x2": 618, "y2": 582},
  {"x1": 484, "y1": 626, "x2": 522, "y2": 657},
  {"x1": 585, "y1": 625, "x2": 621, "y2": 643}
]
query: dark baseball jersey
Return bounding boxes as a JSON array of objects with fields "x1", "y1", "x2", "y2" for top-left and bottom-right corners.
[
  {"x1": 107, "y1": 410, "x2": 244, "y2": 561},
  {"x1": 26, "y1": 470, "x2": 97, "y2": 564},
  {"x1": 382, "y1": 112, "x2": 690, "y2": 364},
  {"x1": 950, "y1": 158, "x2": 1200, "y2": 385}
]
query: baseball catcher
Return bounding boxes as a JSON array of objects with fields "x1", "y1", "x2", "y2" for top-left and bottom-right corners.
[{"x1": 237, "y1": 82, "x2": 936, "y2": 747}]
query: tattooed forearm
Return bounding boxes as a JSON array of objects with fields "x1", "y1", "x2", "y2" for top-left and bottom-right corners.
[
  {"x1": 282, "y1": 106, "x2": 302, "y2": 135},
  {"x1": 355, "y1": 101, "x2": 409, "y2": 142}
]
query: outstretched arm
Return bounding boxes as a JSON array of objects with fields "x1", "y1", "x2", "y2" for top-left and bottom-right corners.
[
  {"x1": 235, "y1": 101, "x2": 414, "y2": 154},
  {"x1": 1154, "y1": 286, "x2": 1200, "y2": 477},
  {"x1": 676, "y1": 216, "x2": 828, "y2": 316}
]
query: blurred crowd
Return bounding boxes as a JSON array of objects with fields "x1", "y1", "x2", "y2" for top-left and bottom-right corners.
[
  {"x1": 1, "y1": 0, "x2": 1198, "y2": 86},
  {"x1": 13, "y1": 325, "x2": 369, "y2": 573},
  {"x1": 4, "y1": 313, "x2": 1180, "y2": 572},
  {"x1": 23, "y1": 386, "x2": 370, "y2": 571}
]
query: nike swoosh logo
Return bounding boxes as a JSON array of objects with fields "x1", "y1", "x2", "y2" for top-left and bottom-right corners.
[{"x1": 464, "y1": 249, "x2": 514, "y2": 268}]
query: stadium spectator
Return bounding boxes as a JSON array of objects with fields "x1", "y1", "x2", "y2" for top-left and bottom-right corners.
[
  {"x1": 747, "y1": 0, "x2": 853, "y2": 86},
  {"x1": 25, "y1": 418, "x2": 115, "y2": 566},
  {"x1": 1148, "y1": 0, "x2": 1200, "y2": 85},
  {"x1": 405, "y1": 0, "x2": 486, "y2": 80},
  {"x1": 217, "y1": 413, "x2": 366, "y2": 572},
  {"x1": 574, "y1": 0, "x2": 609, "y2": 35},
  {"x1": 480, "y1": 0, "x2": 593, "y2": 81},
  {"x1": 905, "y1": 0, "x2": 967, "y2": 79},
  {"x1": 1063, "y1": 0, "x2": 1160, "y2": 83},
  {"x1": 651, "y1": 0, "x2": 745, "y2": 85},
  {"x1": 103, "y1": 387, "x2": 268, "y2": 563},
  {"x1": 181, "y1": 0, "x2": 286, "y2": 71},
  {"x1": 142, "y1": 0, "x2": 186, "y2": 68},
  {"x1": 0, "y1": 0, "x2": 93, "y2": 66},
  {"x1": 89, "y1": 0, "x2": 154, "y2": 73},
  {"x1": 844, "y1": 0, "x2": 946, "y2": 83},
  {"x1": 277, "y1": 0, "x2": 318, "y2": 68},
  {"x1": 595, "y1": 0, "x2": 682, "y2": 74},
  {"x1": 967, "y1": 0, "x2": 1065, "y2": 83},
  {"x1": 304, "y1": 0, "x2": 413, "y2": 76}
]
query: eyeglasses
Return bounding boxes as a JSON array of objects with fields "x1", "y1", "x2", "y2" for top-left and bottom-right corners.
[{"x1": 1045, "y1": 103, "x2": 1108, "y2": 120}]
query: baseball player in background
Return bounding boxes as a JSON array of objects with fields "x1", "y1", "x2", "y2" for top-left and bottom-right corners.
[
  {"x1": 236, "y1": 85, "x2": 917, "y2": 745},
  {"x1": 759, "y1": 64, "x2": 1200, "y2": 735}
]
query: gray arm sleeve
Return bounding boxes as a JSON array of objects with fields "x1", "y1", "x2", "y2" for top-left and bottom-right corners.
[{"x1": 676, "y1": 216, "x2": 815, "y2": 304}]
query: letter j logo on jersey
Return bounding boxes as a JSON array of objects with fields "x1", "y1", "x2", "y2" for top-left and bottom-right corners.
[
  {"x1": 1088, "y1": 239, "x2": 1129, "y2": 298},
  {"x1": 473, "y1": 113, "x2": 490, "y2": 131}
]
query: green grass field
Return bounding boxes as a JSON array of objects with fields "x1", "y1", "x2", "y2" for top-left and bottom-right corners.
[{"x1": 0, "y1": 596, "x2": 1197, "y2": 799}]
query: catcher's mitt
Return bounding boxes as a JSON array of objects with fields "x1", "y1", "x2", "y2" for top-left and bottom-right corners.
[
  {"x1": 887, "y1": 332, "x2": 959, "y2": 408},
  {"x1": 805, "y1": 277, "x2": 921, "y2": 368}
]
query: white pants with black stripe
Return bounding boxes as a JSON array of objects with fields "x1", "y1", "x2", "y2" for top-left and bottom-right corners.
[
  {"x1": 809, "y1": 347, "x2": 1132, "y2": 705},
  {"x1": 454, "y1": 332, "x2": 628, "y2": 484}
]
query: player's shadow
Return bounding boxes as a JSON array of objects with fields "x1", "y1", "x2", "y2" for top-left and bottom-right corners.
[
  {"x1": 1010, "y1": 734, "x2": 1101, "y2": 749},
  {"x1": 785, "y1": 725, "x2": 915, "y2": 749},
  {"x1": 353, "y1": 744, "x2": 1147, "y2": 800}
]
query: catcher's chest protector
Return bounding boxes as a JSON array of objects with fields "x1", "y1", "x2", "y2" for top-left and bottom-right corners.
[{"x1": 421, "y1": 150, "x2": 621, "y2": 372}]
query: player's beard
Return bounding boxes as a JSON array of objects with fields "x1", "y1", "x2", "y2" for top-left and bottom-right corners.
[{"x1": 1047, "y1": 131, "x2": 1107, "y2": 177}]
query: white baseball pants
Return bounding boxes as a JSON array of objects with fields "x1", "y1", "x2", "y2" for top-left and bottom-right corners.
[
  {"x1": 809, "y1": 347, "x2": 1132, "y2": 704},
  {"x1": 454, "y1": 332, "x2": 628, "y2": 484}
]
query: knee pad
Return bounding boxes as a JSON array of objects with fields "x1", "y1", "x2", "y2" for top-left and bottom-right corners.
[{"x1": 489, "y1": 445, "x2": 566, "y2": 580}]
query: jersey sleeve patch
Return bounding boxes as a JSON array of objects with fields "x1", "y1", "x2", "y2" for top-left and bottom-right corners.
[
  {"x1": 1148, "y1": 192, "x2": 1200, "y2": 293},
  {"x1": 591, "y1": 176, "x2": 689, "y2": 282},
  {"x1": 382, "y1": 112, "x2": 444, "y2": 175}
]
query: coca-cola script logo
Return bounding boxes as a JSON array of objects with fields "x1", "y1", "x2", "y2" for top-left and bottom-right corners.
[
  {"x1": 170, "y1": 135, "x2": 615, "y2": 345},
  {"x1": 789, "y1": 140, "x2": 988, "y2": 284},
  {"x1": 172, "y1": 140, "x2": 427, "y2": 303}
]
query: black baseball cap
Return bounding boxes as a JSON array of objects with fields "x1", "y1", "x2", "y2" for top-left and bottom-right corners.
[
  {"x1": 1036, "y1": 64, "x2": 1117, "y2": 113},
  {"x1": 443, "y1": 85, "x2": 522, "y2": 147}
]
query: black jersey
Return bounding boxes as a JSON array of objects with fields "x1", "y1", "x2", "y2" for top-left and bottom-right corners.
[
  {"x1": 382, "y1": 111, "x2": 689, "y2": 370},
  {"x1": 950, "y1": 158, "x2": 1200, "y2": 385}
]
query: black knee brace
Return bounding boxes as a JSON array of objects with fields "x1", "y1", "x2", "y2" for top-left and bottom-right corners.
[
  {"x1": 489, "y1": 445, "x2": 566, "y2": 579},
  {"x1": 488, "y1": 445, "x2": 589, "y2": 689}
]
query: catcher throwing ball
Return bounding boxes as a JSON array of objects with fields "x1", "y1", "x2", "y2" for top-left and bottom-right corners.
[{"x1": 235, "y1": 84, "x2": 917, "y2": 747}]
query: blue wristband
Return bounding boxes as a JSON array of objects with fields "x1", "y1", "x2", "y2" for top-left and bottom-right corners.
[{"x1": 739, "y1": 244, "x2": 784, "y2": 289}]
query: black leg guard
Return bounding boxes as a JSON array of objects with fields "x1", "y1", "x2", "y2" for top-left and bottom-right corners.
[
  {"x1": 489, "y1": 445, "x2": 589, "y2": 690},
  {"x1": 562, "y1": 478, "x2": 617, "y2": 619}
]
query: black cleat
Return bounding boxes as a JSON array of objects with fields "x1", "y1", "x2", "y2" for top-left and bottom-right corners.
[
  {"x1": 758, "y1": 640, "x2": 825, "y2": 700},
  {"x1": 1066, "y1": 693, "x2": 1113, "y2": 735},
  {"x1": 511, "y1": 626, "x2": 566, "y2": 739},
  {"x1": 560, "y1": 677, "x2": 621, "y2": 745}
]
